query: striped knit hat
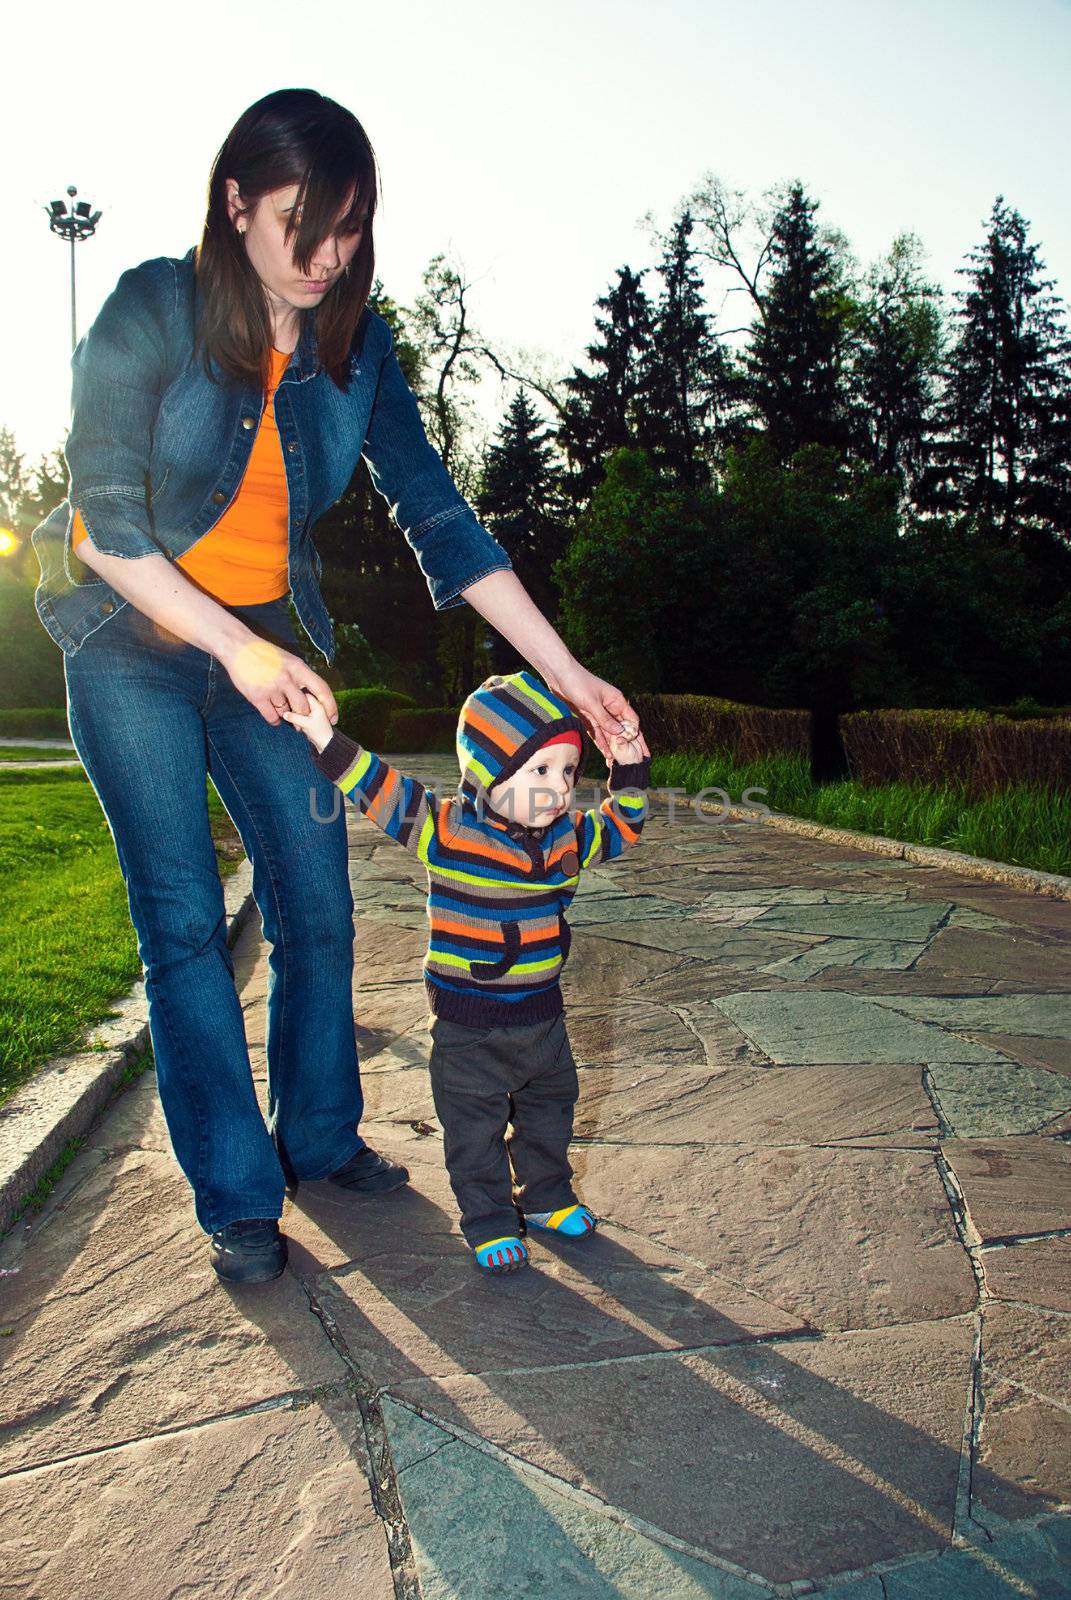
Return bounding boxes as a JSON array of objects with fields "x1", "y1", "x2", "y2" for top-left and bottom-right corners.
[{"x1": 456, "y1": 670, "x2": 588, "y2": 802}]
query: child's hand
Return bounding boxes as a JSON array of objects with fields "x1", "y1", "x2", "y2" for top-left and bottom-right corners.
[
  {"x1": 281, "y1": 692, "x2": 336, "y2": 754},
  {"x1": 608, "y1": 728, "x2": 646, "y2": 766}
]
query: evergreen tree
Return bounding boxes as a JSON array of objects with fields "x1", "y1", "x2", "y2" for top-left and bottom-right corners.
[
  {"x1": 635, "y1": 208, "x2": 731, "y2": 485},
  {"x1": 476, "y1": 388, "x2": 568, "y2": 661},
  {"x1": 849, "y1": 234, "x2": 943, "y2": 493},
  {"x1": 924, "y1": 197, "x2": 1071, "y2": 543},
  {"x1": 746, "y1": 183, "x2": 853, "y2": 461},
  {"x1": 0, "y1": 428, "x2": 26, "y2": 533},
  {"x1": 311, "y1": 285, "x2": 445, "y2": 698},
  {"x1": 23, "y1": 446, "x2": 68, "y2": 527},
  {"x1": 557, "y1": 266, "x2": 654, "y2": 503}
]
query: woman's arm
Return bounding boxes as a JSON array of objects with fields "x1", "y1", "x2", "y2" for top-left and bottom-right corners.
[
  {"x1": 458, "y1": 569, "x2": 651, "y2": 763},
  {"x1": 73, "y1": 538, "x2": 338, "y2": 726}
]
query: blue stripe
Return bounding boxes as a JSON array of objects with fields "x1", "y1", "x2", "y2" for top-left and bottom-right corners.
[
  {"x1": 429, "y1": 893, "x2": 559, "y2": 923},
  {"x1": 427, "y1": 973, "x2": 557, "y2": 1001}
]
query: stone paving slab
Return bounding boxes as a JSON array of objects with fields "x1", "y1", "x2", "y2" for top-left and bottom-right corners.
[
  {"x1": 927, "y1": 1061, "x2": 1071, "y2": 1137},
  {"x1": 572, "y1": 1062, "x2": 938, "y2": 1147},
  {"x1": 917, "y1": 928, "x2": 1071, "y2": 989},
  {"x1": 982, "y1": 1031, "x2": 1071, "y2": 1080},
  {"x1": 0, "y1": 1148, "x2": 347, "y2": 1474},
  {"x1": 387, "y1": 1319, "x2": 975, "y2": 1586},
  {"x1": 0, "y1": 1387, "x2": 392, "y2": 1600},
  {"x1": 382, "y1": 1397, "x2": 758, "y2": 1600},
  {"x1": 713, "y1": 989, "x2": 1011, "y2": 1066},
  {"x1": 942, "y1": 1138, "x2": 1071, "y2": 1240},
  {"x1": 973, "y1": 1380, "x2": 1071, "y2": 1526},
  {"x1": 984, "y1": 1303, "x2": 1071, "y2": 1409},
  {"x1": 563, "y1": 999, "x2": 707, "y2": 1066},
  {"x1": 982, "y1": 1238, "x2": 1071, "y2": 1312},
  {"x1": 572, "y1": 1142, "x2": 977, "y2": 1332},
  {"x1": 869, "y1": 1521, "x2": 1071, "y2": 1598},
  {"x1": 310, "y1": 1218, "x2": 806, "y2": 1392}
]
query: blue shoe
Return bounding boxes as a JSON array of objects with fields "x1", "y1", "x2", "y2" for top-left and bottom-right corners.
[
  {"x1": 524, "y1": 1204, "x2": 596, "y2": 1238},
  {"x1": 473, "y1": 1235, "x2": 530, "y2": 1273}
]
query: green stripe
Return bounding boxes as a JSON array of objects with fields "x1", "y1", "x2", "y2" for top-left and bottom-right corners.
[
  {"x1": 416, "y1": 811, "x2": 435, "y2": 863},
  {"x1": 512, "y1": 676, "x2": 560, "y2": 720},
  {"x1": 339, "y1": 747, "x2": 373, "y2": 795},
  {"x1": 583, "y1": 814, "x2": 603, "y2": 865},
  {"x1": 429, "y1": 861, "x2": 557, "y2": 893},
  {"x1": 466, "y1": 753, "x2": 494, "y2": 786}
]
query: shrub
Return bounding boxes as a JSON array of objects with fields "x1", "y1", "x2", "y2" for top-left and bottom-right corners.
[
  {"x1": 0, "y1": 707, "x2": 70, "y2": 738},
  {"x1": 384, "y1": 707, "x2": 457, "y2": 753},
  {"x1": 333, "y1": 688, "x2": 416, "y2": 749}
]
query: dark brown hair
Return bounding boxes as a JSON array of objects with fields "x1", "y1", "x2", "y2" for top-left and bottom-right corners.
[{"x1": 196, "y1": 88, "x2": 379, "y2": 389}]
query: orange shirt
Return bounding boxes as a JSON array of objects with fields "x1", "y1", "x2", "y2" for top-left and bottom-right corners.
[{"x1": 72, "y1": 346, "x2": 292, "y2": 606}]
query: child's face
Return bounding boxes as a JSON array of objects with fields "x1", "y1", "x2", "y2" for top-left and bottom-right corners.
[{"x1": 489, "y1": 743, "x2": 578, "y2": 828}]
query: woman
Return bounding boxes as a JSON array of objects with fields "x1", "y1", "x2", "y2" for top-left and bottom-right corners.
[{"x1": 32, "y1": 88, "x2": 648, "y2": 1284}]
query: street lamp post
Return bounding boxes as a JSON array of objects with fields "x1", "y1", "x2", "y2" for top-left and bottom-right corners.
[{"x1": 45, "y1": 186, "x2": 102, "y2": 352}]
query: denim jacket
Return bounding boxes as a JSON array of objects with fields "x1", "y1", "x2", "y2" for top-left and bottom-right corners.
[{"x1": 32, "y1": 249, "x2": 512, "y2": 658}]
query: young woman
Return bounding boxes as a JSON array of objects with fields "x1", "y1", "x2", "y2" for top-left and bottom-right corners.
[{"x1": 32, "y1": 88, "x2": 648, "y2": 1283}]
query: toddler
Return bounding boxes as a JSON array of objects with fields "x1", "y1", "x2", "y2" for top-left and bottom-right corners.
[{"x1": 285, "y1": 670, "x2": 650, "y2": 1273}]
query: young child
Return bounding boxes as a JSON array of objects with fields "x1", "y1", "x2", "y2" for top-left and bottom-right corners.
[{"x1": 284, "y1": 670, "x2": 650, "y2": 1274}]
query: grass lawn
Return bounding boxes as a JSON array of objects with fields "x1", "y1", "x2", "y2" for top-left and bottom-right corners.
[
  {"x1": 0, "y1": 746, "x2": 79, "y2": 762},
  {"x1": 0, "y1": 767, "x2": 245, "y2": 1107},
  {"x1": 650, "y1": 751, "x2": 1071, "y2": 878}
]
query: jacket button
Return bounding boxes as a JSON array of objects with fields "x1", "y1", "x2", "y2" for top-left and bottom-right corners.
[
  {"x1": 241, "y1": 415, "x2": 255, "y2": 430},
  {"x1": 100, "y1": 601, "x2": 114, "y2": 615},
  {"x1": 212, "y1": 490, "x2": 226, "y2": 504},
  {"x1": 287, "y1": 441, "x2": 298, "y2": 454}
]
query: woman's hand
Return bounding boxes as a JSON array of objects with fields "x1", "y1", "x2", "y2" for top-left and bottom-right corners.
[
  {"x1": 218, "y1": 636, "x2": 339, "y2": 729},
  {"x1": 546, "y1": 661, "x2": 650, "y2": 765}
]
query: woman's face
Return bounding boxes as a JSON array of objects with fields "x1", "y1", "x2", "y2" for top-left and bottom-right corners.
[{"x1": 225, "y1": 179, "x2": 366, "y2": 323}]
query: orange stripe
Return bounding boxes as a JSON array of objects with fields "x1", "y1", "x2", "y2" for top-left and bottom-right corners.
[
  {"x1": 443, "y1": 834, "x2": 525, "y2": 870},
  {"x1": 367, "y1": 766, "x2": 401, "y2": 826},
  {"x1": 429, "y1": 915, "x2": 557, "y2": 943},
  {"x1": 464, "y1": 706, "x2": 517, "y2": 762}
]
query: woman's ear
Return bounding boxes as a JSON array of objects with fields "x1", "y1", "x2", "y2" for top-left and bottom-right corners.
[{"x1": 224, "y1": 178, "x2": 242, "y2": 228}]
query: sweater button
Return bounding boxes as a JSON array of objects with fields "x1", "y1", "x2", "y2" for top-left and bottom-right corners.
[
  {"x1": 212, "y1": 490, "x2": 226, "y2": 504},
  {"x1": 241, "y1": 415, "x2": 255, "y2": 430}
]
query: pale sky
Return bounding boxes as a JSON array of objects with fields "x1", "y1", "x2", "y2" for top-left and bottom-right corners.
[{"x1": 4, "y1": 0, "x2": 1069, "y2": 463}]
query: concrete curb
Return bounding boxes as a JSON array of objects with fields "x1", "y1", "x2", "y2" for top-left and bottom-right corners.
[
  {"x1": 0, "y1": 861, "x2": 256, "y2": 1238},
  {"x1": 700, "y1": 798, "x2": 1071, "y2": 901}
]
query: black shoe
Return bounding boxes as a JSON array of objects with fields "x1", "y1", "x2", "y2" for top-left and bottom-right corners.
[
  {"x1": 209, "y1": 1218, "x2": 288, "y2": 1283},
  {"x1": 327, "y1": 1146, "x2": 410, "y2": 1196}
]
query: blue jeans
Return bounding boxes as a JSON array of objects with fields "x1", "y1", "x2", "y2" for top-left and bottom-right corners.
[{"x1": 64, "y1": 596, "x2": 365, "y2": 1233}]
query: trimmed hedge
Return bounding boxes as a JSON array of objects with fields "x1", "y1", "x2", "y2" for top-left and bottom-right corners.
[
  {"x1": 841, "y1": 708, "x2": 1071, "y2": 802},
  {"x1": 635, "y1": 692, "x2": 1070, "y2": 801},
  {"x1": 0, "y1": 708, "x2": 71, "y2": 739},
  {"x1": 334, "y1": 688, "x2": 416, "y2": 749},
  {"x1": 633, "y1": 693, "x2": 809, "y2": 764},
  {"x1": 384, "y1": 706, "x2": 457, "y2": 753}
]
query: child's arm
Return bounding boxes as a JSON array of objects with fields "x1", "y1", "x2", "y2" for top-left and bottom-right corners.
[
  {"x1": 572, "y1": 730, "x2": 652, "y2": 869},
  {"x1": 284, "y1": 696, "x2": 438, "y2": 860}
]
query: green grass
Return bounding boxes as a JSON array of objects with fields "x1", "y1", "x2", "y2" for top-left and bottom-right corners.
[
  {"x1": 650, "y1": 750, "x2": 1071, "y2": 878},
  {"x1": 0, "y1": 769, "x2": 245, "y2": 1106},
  {"x1": 0, "y1": 746, "x2": 78, "y2": 762}
]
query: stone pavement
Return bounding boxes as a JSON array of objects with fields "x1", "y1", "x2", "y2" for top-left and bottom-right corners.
[{"x1": 2, "y1": 755, "x2": 1069, "y2": 1598}]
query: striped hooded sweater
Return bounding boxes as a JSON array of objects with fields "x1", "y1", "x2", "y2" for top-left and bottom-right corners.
[{"x1": 313, "y1": 670, "x2": 651, "y2": 1028}]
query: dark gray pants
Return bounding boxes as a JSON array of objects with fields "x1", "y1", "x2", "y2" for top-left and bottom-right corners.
[{"x1": 428, "y1": 1011, "x2": 580, "y2": 1248}]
